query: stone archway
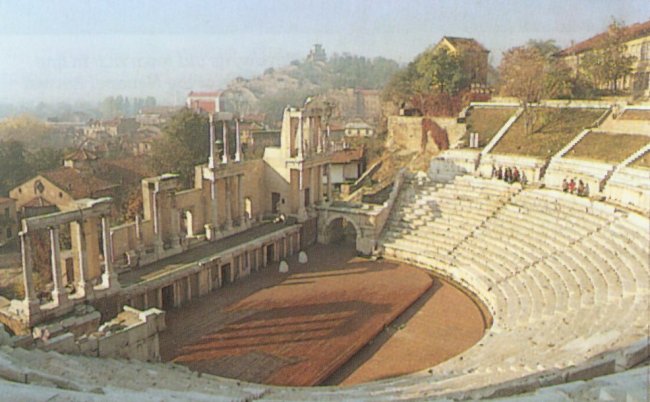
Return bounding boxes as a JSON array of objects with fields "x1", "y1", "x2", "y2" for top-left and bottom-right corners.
[
  {"x1": 325, "y1": 217, "x2": 359, "y2": 245},
  {"x1": 319, "y1": 214, "x2": 364, "y2": 253}
]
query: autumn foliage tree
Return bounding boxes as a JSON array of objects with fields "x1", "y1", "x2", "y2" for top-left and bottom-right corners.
[
  {"x1": 579, "y1": 20, "x2": 636, "y2": 93},
  {"x1": 383, "y1": 48, "x2": 477, "y2": 116},
  {"x1": 499, "y1": 41, "x2": 572, "y2": 134},
  {"x1": 149, "y1": 108, "x2": 209, "y2": 187}
]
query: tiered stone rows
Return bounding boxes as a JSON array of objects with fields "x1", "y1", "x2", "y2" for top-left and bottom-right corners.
[
  {"x1": 0, "y1": 175, "x2": 647, "y2": 401},
  {"x1": 383, "y1": 175, "x2": 521, "y2": 265},
  {"x1": 0, "y1": 345, "x2": 266, "y2": 401},
  {"x1": 371, "y1": 177, "x2": 649, "y2": 398}
]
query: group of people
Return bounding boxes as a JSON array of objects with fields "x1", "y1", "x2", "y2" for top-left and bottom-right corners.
[
  {"x1": 562, "y1": 178, "x2": 590, "y2": 197},
  {"x1": 491, "y1": 165, "x2": 528, "y2": 185}
]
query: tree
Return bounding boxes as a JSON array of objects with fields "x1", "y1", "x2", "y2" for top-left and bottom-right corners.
[
  {"x1": 0, "y1": 140, "x2": 33, "y2": 195},
  {"x1": 579, "y1": 20, "x2": 636, "y2": 93},
  {"x1": 27, "y1": 148, "x2": 63, "y2": 173},
  {"x1": 149, "y1": 108, "x2": 209, "y2": 186},
  {"x1": 499, "y1": 43, "x2": 572, "y2": 134},
  {"x1": 415, "y1": 49, "x2": 468, "y2": 95}
]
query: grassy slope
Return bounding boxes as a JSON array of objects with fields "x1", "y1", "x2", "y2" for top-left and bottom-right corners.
[
  {"x1": 462, "y1": 108, "x2": 516, "y2": 148},
  {"x1": 631, "y1": 151, "x2": 650, "y2": 169},
  {"x1": 620, "y1": 109, "x2": 650, "y2": 121},
  {"x1": 492, "y1": 108, "x2": 604, "y2": 158},
  {"x1": 566, "y1": 132, "x2": 650, "y2": 163}
]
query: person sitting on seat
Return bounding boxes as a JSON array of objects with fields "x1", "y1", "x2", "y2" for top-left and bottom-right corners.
[
  {"x1": 562, "y1": 178, "x2": 569, "y2": 192},
  {"x1": 577, "y1": 180, "x2": 585, "y2": 196},
  {"x1": 568, "y1": 178, "x2": 576, "y2": 194}
]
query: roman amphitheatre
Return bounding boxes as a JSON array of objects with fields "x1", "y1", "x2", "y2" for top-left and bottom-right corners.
[
  {"x1": 0, "y1": 15, "x2": 650, "y2": 399},
  {"x1": 0, "y1": 95, "x2": 648, "y2": 400}
]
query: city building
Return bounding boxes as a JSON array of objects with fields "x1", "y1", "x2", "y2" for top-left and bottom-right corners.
[{"x1": 558, "y1": 19, "x2": 650, "y2": 97}]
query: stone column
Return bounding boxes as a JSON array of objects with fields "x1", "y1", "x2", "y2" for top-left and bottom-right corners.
[
  {"x1": 73, "y1": 220, "x2": 91, "y2": 296},
  {"x1": 318, "y1": 165, "x2": 324, "y2": 205},
  {"x1": 309, "y1": 166, "x2": 321, "y2": 206},
  {"x1": 317, "y1": 118, "x2": 323, "y2": 153},
  {"x1": 235, "y1": 119, "x2": 242, "y2": 162},
  {"x1": 19, "y1": 232, "x2": 37, "y2": 305},
  {"x1": 237, "y1": 174, "x2": 245, "y2": 227},
  {"x1": 298, "y1": 169, "x2": 306, "y2": 218},
  {"x1": 169, "y1": 195, "x2": 180, "y2": 248},
  {"x1": 101, "y1": 216, "x2": 119, "y2": 289},
  {"x1": 152, "y1": 190, "x2": 163, "y2": 255},
  {"x1": 222, "y1": 120, "x2": 230, "y2": 164},
  {"x1": 327, "y1": 163, "x2": 333, "y2": 204},
  {"x1": 49, "y1": 227, "x2": 67, "y2": 304},
  {"x1": 209, "y1": 113, "x2": 216, "y2": 168},
  {"x1": 211, "y1": 178, "x2": 220, "y2": 235},
  {"x1": 298, "y1": 115, "x2": 304, "y2": 159},
  {"x1": 224, "y1": 177, "x2": 233, "y2": 230}
]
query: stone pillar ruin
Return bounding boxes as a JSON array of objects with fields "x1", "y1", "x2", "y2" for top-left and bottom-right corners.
[
  {"x1": 19, "y1": 232, "x2": 38, "y2": 306},
  {"x1": 237, "y1": 174, "x2": 245, "y2": 226},
  {"x1": 71, "y1": 220, "x2": 91, "y2": 297},
  {"x1": 298, "y1": 169, "x2": 307, "y2": 218},
  {"x1": 210, "y1": 178, "x2": 219, "y2": 237},
  {"x1": 235, "y1": 119, "x2": 242, "y2": 162},
  {"x1": 298, "y1": 115, "x2": 304, "y2": 159},
  {"x1": 208, "y1": 113, "x2": 216, "y2": 168},
  {"x1": 49, "y1": 226, "x2": 67, "y2": 305},
  {"x1": 101, "y1": 216, "x2": 118, "y2": 289},
  {"x1": 222, "y1": 120, "x2": 230, "y2": 164},
  {"x1": 326, "y1": 163, "x2": 333, "y2": 204},
  {"x1": 152, "y1": 190, "x2": 164, "y2": 255},
  {"x1": 224, "y1": 177, "x2": 233, "y2": 230}
]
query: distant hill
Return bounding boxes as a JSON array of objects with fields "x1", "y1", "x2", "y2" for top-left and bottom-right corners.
[{"x1": 222, "y1": 47, "x2": 400, "y2": 121}]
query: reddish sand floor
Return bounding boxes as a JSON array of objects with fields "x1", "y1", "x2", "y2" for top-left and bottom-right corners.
[
  {"x1": 159, "y1": 243, "x2": 433, "y2": 386},
  {"x1": 328, "y1": 277, "x2": 489, "y2": 385}
]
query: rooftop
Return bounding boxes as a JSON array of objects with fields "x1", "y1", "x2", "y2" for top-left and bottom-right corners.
[
  {"x1": 558, "y1": 19, "x2": 650, "y2": 56},
  {"x1": 41, "y1": 167, "x2": 118, "y2": 199},
  {"x1": 187, "y1": 91, "x2": 221, "y2": 98},
  {"x1": 440, "y1": 36, "x2": 489, "y2": 53},
  {"x1": 330, "y1": 148, "x2": 364, "y2": 164}
]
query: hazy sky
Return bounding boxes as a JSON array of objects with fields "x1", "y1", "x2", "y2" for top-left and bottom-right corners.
[{"x1": 0, "y1": 0, "x2": 648, "y2": 104}]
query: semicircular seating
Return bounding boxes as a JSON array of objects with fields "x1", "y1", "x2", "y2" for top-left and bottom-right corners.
[{"x1": 0, "y1": 174, "x2": 647, "y2": 401}]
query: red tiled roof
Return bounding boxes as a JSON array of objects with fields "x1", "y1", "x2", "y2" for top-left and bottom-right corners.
[
  {"x1": 558, "y1": 19, "x2": 650, "y2": 56},
  {"x1": 97, "y1": 157, "x2": 156, "y2": 183},
  {"x1": 188, "y1": 91, "x2": 221, "y2": 97},
  {"x1": 41, "y1": 168, "x2": 118, "y2": 200},
  {"x1": 330, "y1": 148, "x2": 364, "y2": 164},
  {"x1": 65, "y1": 147, "x2": 97, "y2": 161}
]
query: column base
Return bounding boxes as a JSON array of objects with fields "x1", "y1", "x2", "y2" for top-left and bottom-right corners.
[
  {"x1": 51, "y1": 290, "x2": 70, "y2": 307},
  {"x1": 76, "y1": 280, "x2": 93, "y2": 298},
  {"x1": 101, "y1": 272, "x2": 121, "y2": 290}
]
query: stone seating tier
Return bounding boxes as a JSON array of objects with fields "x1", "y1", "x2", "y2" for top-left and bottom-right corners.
[
  {"x1": 379, "y1": 175, "x2": 649, "y2": 398},
  {"x1": 0, "y1": 174, "x2": 647, "y2": 401}
]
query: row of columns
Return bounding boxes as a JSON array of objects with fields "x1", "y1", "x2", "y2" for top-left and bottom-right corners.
[
  {"x1": 20, "y1": 215, "x2": 118, "y2": 309},
  {"x1": 297, "y1": 114, "x2": 325, "y2": 158},
  {"x1": 209, "y1": 113, "x2": 243, "y2": 167},
  {"x1": 209, "y1": 174, "x2": 247, "y2": 237},
  {"x1": 298, "y1": 164, "x2": 333, "y2": 214}
]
